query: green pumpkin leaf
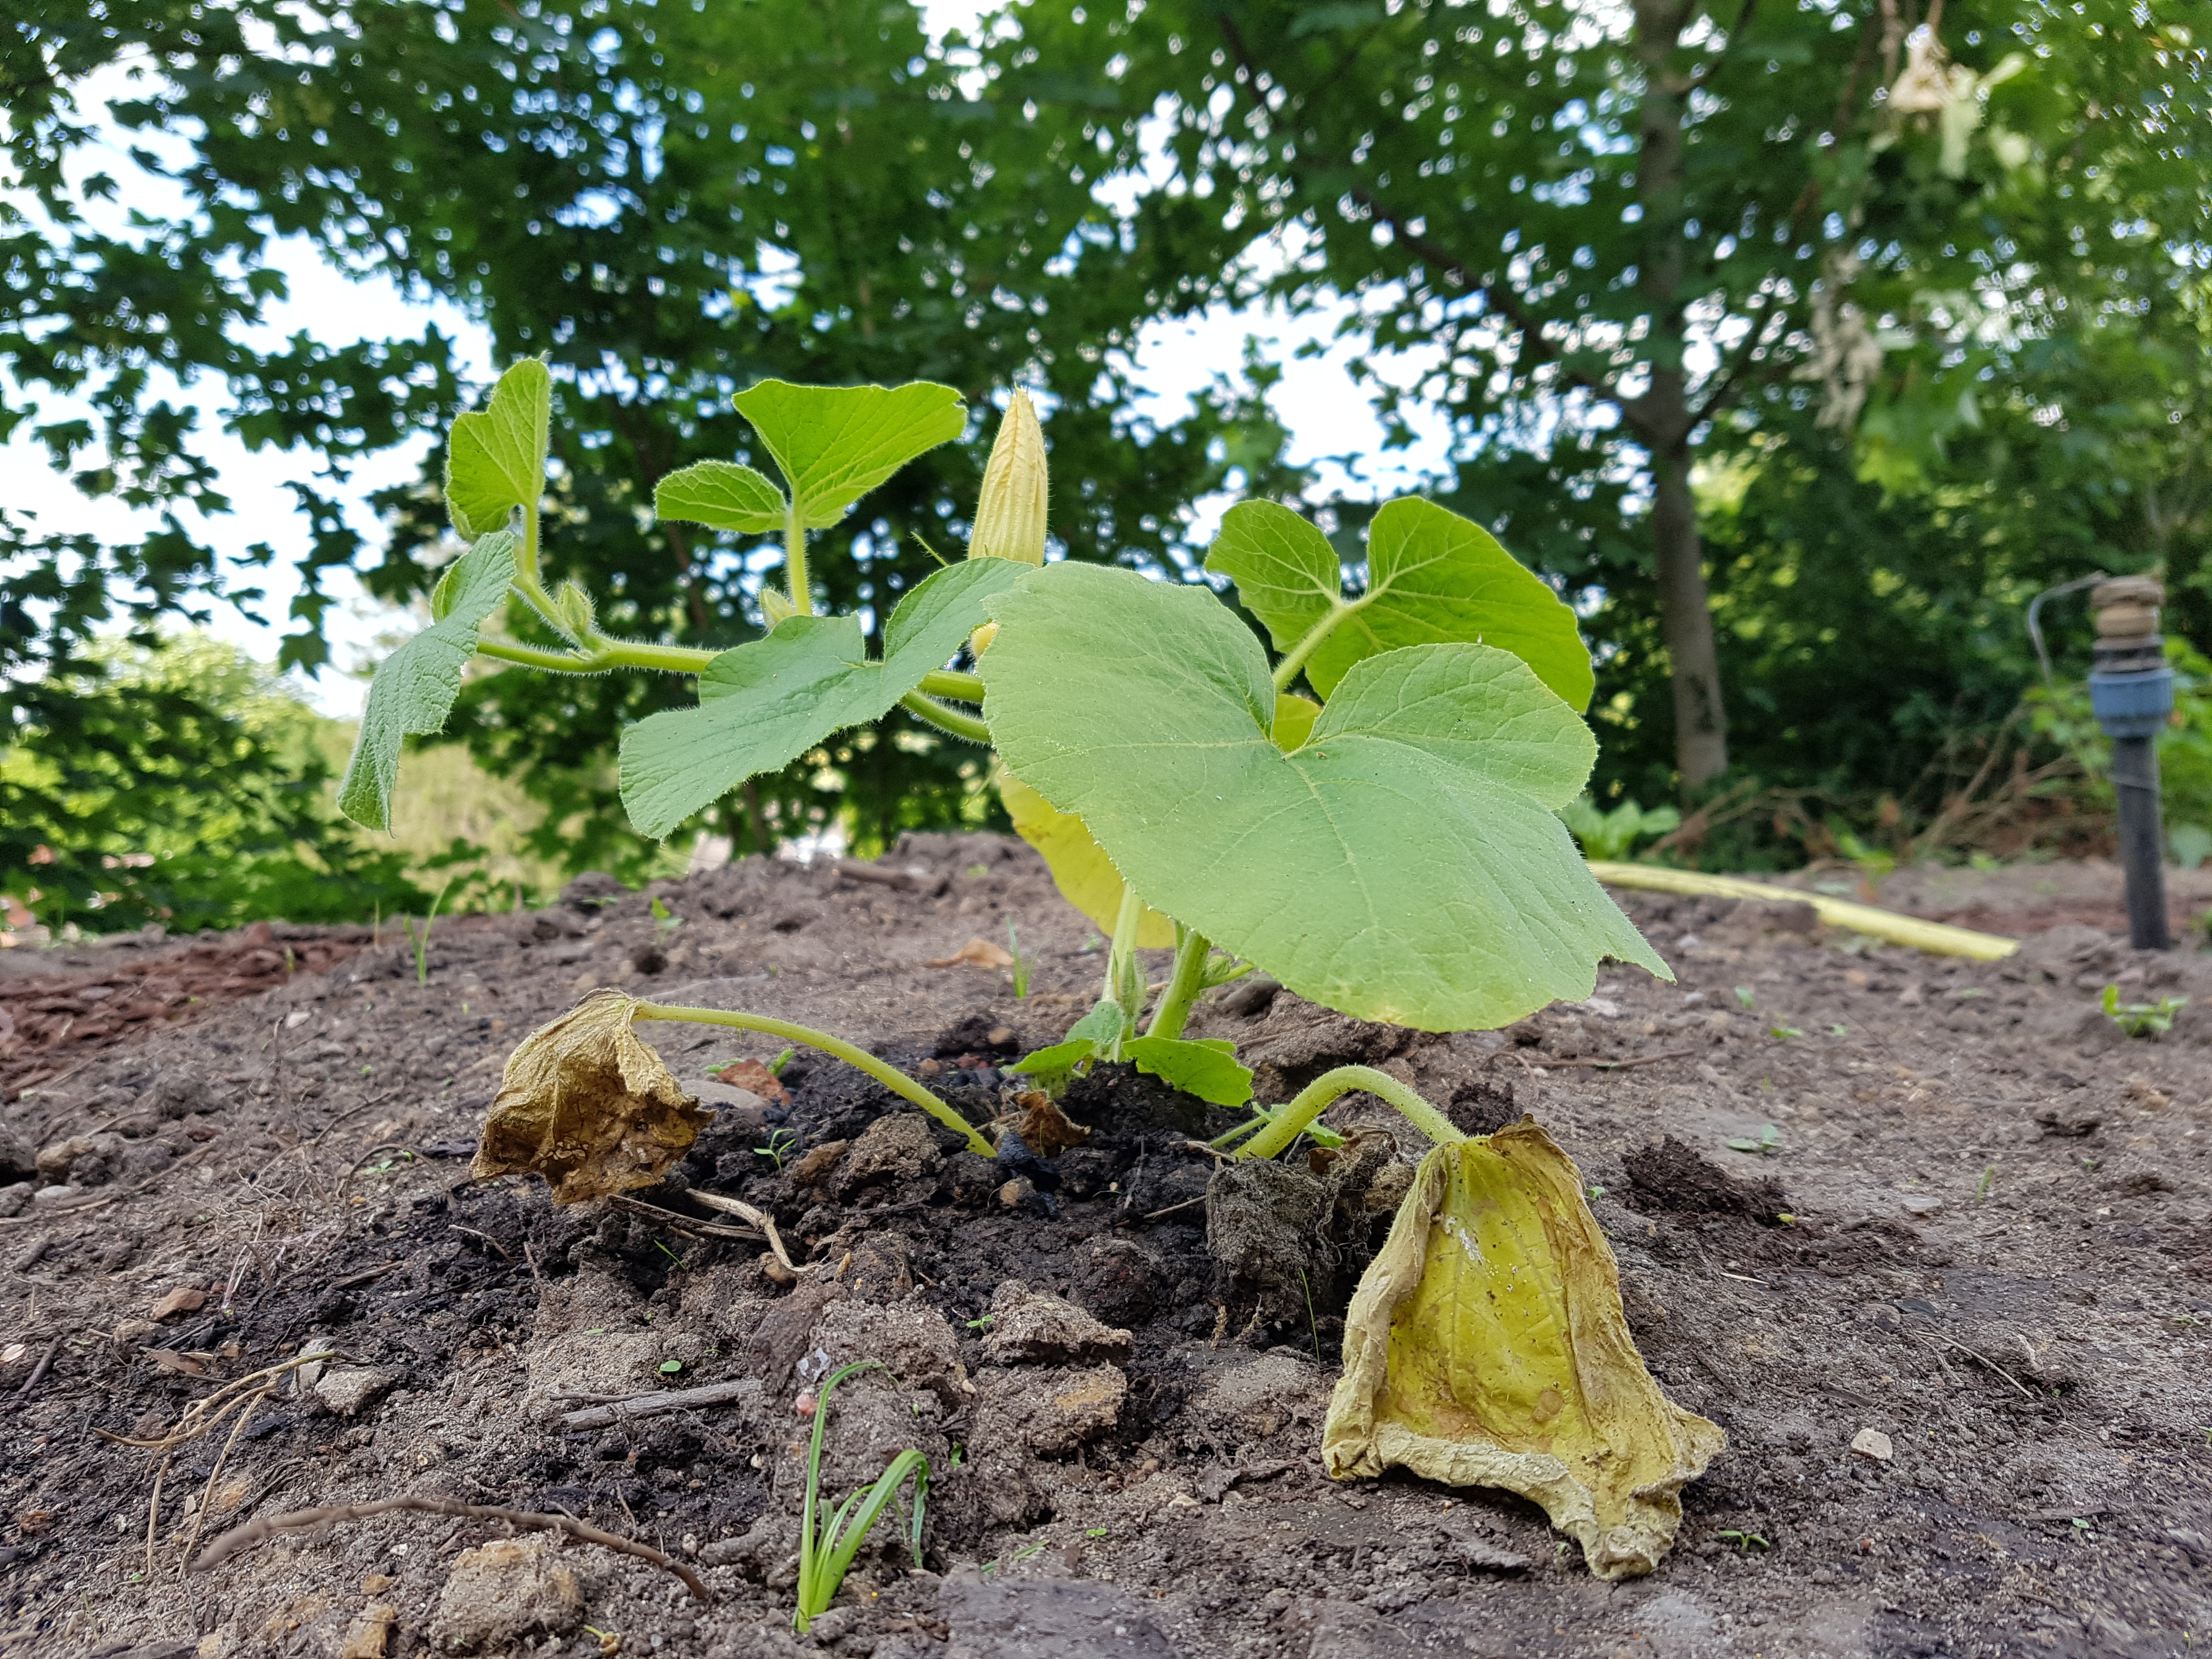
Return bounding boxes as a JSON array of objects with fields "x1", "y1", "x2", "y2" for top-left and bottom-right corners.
[
  {"x1": 981, "y1": 563, "x2": 1665, "y2": 1030},
  {"x1": 732, "y1": 380, "x2": 966, "y2": 530},
  {"x1": 654, "y1": 460, "x2": 788, "y2": 534},
  {"x1": 1122, "y1": 1036, "x2": 1254, "y2": 1107},
  {"x1": 445, "y1": 360, "x2": 551, "y2": 539},
  {"x1": 1206, "y1": 497, "x2": 1594, "y2": 711},
  {"x1": 339, "y1": 531, "x2": 518, "y2": 832},
  {"x1": 618, "y1": 557, "x2": 1021, "y2": 838}
]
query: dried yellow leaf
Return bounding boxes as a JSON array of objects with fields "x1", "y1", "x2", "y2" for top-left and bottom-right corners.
[
  {"x1": 472, "y1": 991, "x2": 713, "y2": 1204},
  {"x1": 1323, "y1": 1120, "x2": 1724, "y2": 1579}
]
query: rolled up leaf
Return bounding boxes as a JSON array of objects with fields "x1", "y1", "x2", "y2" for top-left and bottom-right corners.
[{"x1": 1323, "y1": 1120, "x2": 1723, "y2": 1579}]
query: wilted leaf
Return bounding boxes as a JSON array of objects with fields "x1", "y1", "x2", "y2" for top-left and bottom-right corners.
[
  {"x1": 982, "y1": 563, "x2": 1665, "y2": 1031},
  {"x1": 339, "y1": 531, "x2": 517, "y2": 832},
  {"x1": 997, "y1": 771, "x2": 1175, "y2": 947},
  {"x1": 144, "y1": 1348, "x2": 208, "y2": 1377},
  {"x1": 732, "y1": 379, "x2": 966, "y2": 529},
  {"x1": 1207, "y1": 498, "x2": 1594, "y2": 709},
  {"x1": 1323, "y1": 1122, "x2": 1724, "y2": 1579},
  {"x1": 445, "y1": 359, "x2": 551, "y2": 539},
  {"x1": 472, "y1": 991, "x2": 714, "y2": 1204},
  {"x1": 1009, "y1": 1091, "x2": 1090, "y2": 1154},
  {"x1": 150, "y1": 1286, "x2": 207, "y2": 1321},
  {"x1": 927, "y1": 936, "x2": 1015, "y2": 969},
  {"x1": 618, "y1": 557, "x2": 1021, "y2": 838}
]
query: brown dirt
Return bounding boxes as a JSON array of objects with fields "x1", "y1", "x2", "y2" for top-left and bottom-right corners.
[{"x1": 2, "y1": 838, "x2": 2209, "y2": 1658}]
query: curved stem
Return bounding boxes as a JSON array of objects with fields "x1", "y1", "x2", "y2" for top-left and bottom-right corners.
[
  {"x1": 918, "y1": 668, "x2": 985, "y2": 703},
  {"x1": 630, "y1": 1002, "x2": 994, "y2": 1157},
  {"x1": 898, "y1": 691, "x2": 990, "y2": 744},
  {"x1": 1234, "y1": 1064, "x2": 1465, "y2": 1162},
  {"x1": 785, "y1": 501, "x2": 812, "y2": 617},
  {"x1": 1270, "y1": 597, "x2": 1361, "y2": 693},
  {"x1": 1143, "y1": 927, "x2": 1211, "y2": 1041}
]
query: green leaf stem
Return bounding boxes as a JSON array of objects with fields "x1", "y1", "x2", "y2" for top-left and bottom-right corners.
[{"x1": 982, "y1": 563, "x2": 1665, "y2": 1030}]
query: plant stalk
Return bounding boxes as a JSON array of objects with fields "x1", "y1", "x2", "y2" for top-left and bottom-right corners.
[
  {"x1": 898, "y1": 692, "x2": 990, "y2": 744},
  {"x1": 1102, "y1": 883, "x2": 1146, "y2": 1043},
  {"x1": 1271, "y1": 597, "x2": 1358, "y2": 693},
  {"x1": 1234, "y1": 1064, "x2": 1465, "y2": 1161},
  {"x1": 917, "y1": 669, "x2": 985, "y2": 703},
  {"x1": 477, "y1": 637, "x2": 720, "y2": 676},
  {"x1": 1143, "y1": 927, "x2": 1211, "y2": 1041},
  {"x1": 785, "y1": 500, "x2": 812, "y2": 617},
  {"x1": 629, "y1": 1002, "x2": 992, "y2": 1156}
]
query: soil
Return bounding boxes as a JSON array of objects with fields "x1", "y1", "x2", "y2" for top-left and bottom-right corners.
[{"x1": 2, "y1": 837, "x2": 2209, "y2": 1659}]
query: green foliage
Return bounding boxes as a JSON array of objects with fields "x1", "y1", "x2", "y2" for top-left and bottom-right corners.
[
  {"x1": 1014, "y1": 1020, "x2": 1256, "y2": 1107},
  {"x1": 727, "y1": 381, "x2": 969, "y2": 534},
  {"x1": 618, "y1": 560, "x2": 1021, "y2": 838},
  {"x1": 340, "y1": 531, "x2": 519, "y2": 833},
  {"x1": 794, "y1": 1362, "x2": 929, "y2": 1634},
  {"x1": 2101, "y1": 984, "x2": 2188, "y2": 1038},
  {"x1": 983, "y1": 560, "x2": 1664, "y2": 1030},
  {"x1": 444, "y1": 360, "x2": 552, "y2": 541},
  {"x1": 0, "y1": 632, "x2": 426, "y2": 934},
  {"x1": 1207, "y1": 499, "x2": 1594, "y2": 710},
  {"x1": 1725, "y1": 1124, "x2": 1784, "y2": 1156},
  {"x1": 1559, "y1": 798, "x2": 1682, "y2": 863}
]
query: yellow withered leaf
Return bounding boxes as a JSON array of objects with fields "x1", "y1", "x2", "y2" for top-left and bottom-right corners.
[
  {"x1": 1323, "y1": 1120, "x2": 1723, "y2": 1579},
  {"x1": 472, "y1": 991, "x2": 714, "y2": 1204},
  {"x1": 996, "y1": 770, "x2": 1175, "y2": 948}
]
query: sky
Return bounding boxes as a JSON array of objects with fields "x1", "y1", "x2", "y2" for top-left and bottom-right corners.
[{"x1": 3, "y1": 1, "x2": 1455, "y2": 718}]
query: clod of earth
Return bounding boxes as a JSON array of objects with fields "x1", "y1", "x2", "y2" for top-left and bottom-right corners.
[
  {"x1": 1323, "y1": 1119, "x2": 1723, "y2": 1580},
  {"x1": 470, "y1": 990, "x2": 713, "y2": 1203}
]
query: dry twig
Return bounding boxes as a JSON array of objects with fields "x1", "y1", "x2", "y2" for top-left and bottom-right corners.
[{"x1": 189, "y1": 1494, "x2": 710, "y2": 1601}]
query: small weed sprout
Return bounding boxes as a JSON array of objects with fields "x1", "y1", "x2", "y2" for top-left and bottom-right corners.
[
  {"x1": 1726, "y1": 1124, "x2": 1784, "y2": 1156},
  {"x1": 1007, "y1": 920, "x2": 1031, "y2": 999},
  {"x1": 1733, "y1": 985, "x2": 1756, "y2": 1011},
  {"x1": 2101, "y1": 984, "x2": 2188, "y2": 1037},
  {"x1": 402, "y1": 877, "x2": 453, "y2": 986},
  {"x1": 794, "y1": 1361, "x2": 928, "y2": 1634},
  {"x1": 753, "y1": 1126, "x2": 800, "y2": 1171},
  {"x1": 1717, "y1": 1529, "x2": 1771, "y2": 1551},
  {"x1": 1976, "y1": 1166, "x2": 1996, "y2": 1204},
  {"x1": 769, "y1": 1047, "x2": 797, "y2": 1076},
  {"x1": 1769, "y1": 1023, "x2": 1803, "y2": 1041},
  {"x1": 651, "y1": 895, "x2": 682, "y2": 940}
]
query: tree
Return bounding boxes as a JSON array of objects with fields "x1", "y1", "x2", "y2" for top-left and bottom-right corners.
[
  {"x1": 1014, "y1": 0, "x2": 2212, "y2": 792},
  {"x1": 5, "y1": 0, "x2": 1299, "y2": 881}
]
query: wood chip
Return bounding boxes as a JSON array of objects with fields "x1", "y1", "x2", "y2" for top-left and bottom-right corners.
[{"x1": 926, "y1": 938, "x2": 1014, "y2": 969}]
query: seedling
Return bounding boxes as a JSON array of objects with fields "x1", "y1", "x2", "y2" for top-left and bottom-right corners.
[
  {"x1": 402, "y1": 878, "x2": 453, "y2": 986},
  {"x1": 1007, "y1": 920, "x2": 1031, "y2": 1000},
  {"x1": 1726, "y1": 1124, "x2": 1784, "y2": 1156},
  {"x1": 769, "y1": 1047, "x2": 796, "y2": 1076},
  {"x1": 1733, "y1": 985, "x2": 1757, "y2": 1011},
  {"x1": 1769, "y1": 1024, "x2": 1803, "y2": 1041},
  {"x1": 1976, "y1": 1166, "x2": 1996, "y2": 1204},
  {"x1": 2101, "y1": 984, "x2": 2188, "y2": 1037},
  {"x1": 658, "y1": 1359, "x2": 683, "y2": 1375},
  {"x1": 794, "y1": 1361, "x2": 928, "y2": 1634},
  {"x1": 1716, "y1": 1530, "x2": 1770, "y2": 1551},
  {"x1": 753, "y1": 1127, "x2": 800, "y2": 1171},
  {"x1": 651, "y1": 896, "x2": 683, "y2": 940}
]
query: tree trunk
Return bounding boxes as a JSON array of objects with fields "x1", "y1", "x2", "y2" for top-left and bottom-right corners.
[
  {"x1": 1651, "y1": 439, "x2": 1729, "y2": 787},
  {"x1": 1633, "y1": 0, "x2": 1730, "y2": 790}
]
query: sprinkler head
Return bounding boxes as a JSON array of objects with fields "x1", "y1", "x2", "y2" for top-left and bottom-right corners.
[{"x1": 2087, "y1": 576, "x2": 2172, "y2": 740}]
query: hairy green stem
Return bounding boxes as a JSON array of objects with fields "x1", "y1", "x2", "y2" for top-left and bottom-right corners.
[
  {"x1": 917, "y1": 669, "x2": 985, "y2": 703},
  {"x1": 1143, "y1": 927, "x2": 1211, "y2": 1041},
  {"x1": 1271, "y1": 596, "x2": 1360, "y2": 693},
  {"x1": 785, "y1": 501, "x2": 812, "y2": 617},
  {"x1": 898, "y1": 692, "x2": 990, "y2": 744},
  {"x1": 1103, "y1": 883, "x2": 1146, "y2": 1040},
  {"x1": 1234, "y1": 1065, "x2": 1465, "y2": 1161},
  {"x1": 478, "y1": 637, "x2": 720, "y2": 676},
  {"x1": 631, "y1": 1002, "x2": 993, "y2": 1157}
]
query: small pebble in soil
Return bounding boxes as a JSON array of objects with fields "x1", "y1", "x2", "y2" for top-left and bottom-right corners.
[{"x1": 1850, "y1": 1427, "x2": 1894, "y2": 1462}]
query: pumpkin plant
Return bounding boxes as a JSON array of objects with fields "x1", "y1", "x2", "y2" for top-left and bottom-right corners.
[{"x1": 360, "y1": 362, "x2": 1716, "y2": 1576}]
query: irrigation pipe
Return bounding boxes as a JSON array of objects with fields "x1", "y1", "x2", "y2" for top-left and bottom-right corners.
[{"x1": 1585, "y1": 863, "x2": 2018, "y2": 961}]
